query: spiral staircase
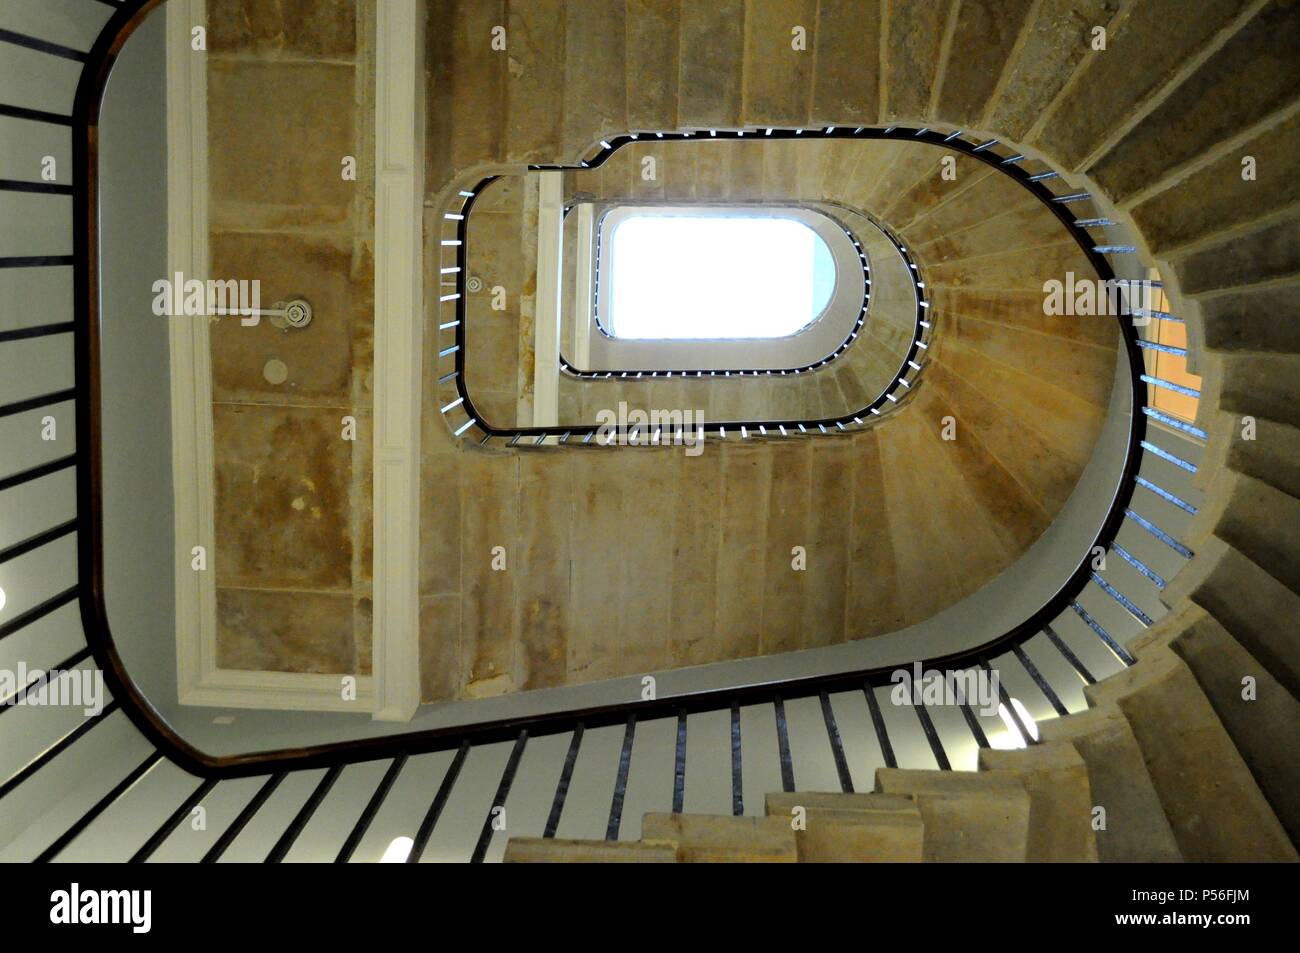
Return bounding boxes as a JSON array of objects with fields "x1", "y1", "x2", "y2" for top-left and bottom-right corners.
[{"x1": 0, "y1": 0, "x2": 1297, "y2": 863}]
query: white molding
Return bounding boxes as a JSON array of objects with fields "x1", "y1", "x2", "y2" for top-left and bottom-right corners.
[
  {"x1": 532, "y1": 171, "x2": 564, "y2": 428},
  {"x1": 168, "y1": 0, "x2": 385, "y2": 714},
  {"x1": 572, "y1": 203, "x2": 594, "y2": 370},
  {"x1": 369, "y1": 0, "x2": 425, "y2": 721},
  {"x1": 167, "y1": 0, "x2": 218, "y2": 709}
]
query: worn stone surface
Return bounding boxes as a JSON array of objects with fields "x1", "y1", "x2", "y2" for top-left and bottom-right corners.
[
  {"x1": 677, "y1": 0, "x2": 745, "y2": 128},
  {"x1": 1088, "y1": 0, "x2": 1300, "y2": 203},
  {"x1": 1087, "y1": 642, "x2": 1297, "y2": 861},
  {"x1": 216, "y1": 588, "x2": 355, "y2": 674},
  {"x1": 1036, "y1": 0, "x2": 1254, "y2": 170},
  {"x1": 1170, "y1": 214, "x2": 1300, "y2": 296},
  {"x1": 504, "y1": 837, "x2": 677, "y2": 862},
  {"x1": 207, "y1": 0, "x2": 357, "y2": 57},
  {"x1": 1153, "y1": 607, "x2": 1300, "y2": 846},
  {"x1": 1164, "y1": 534, "x2": 1300, "y2": 701},
  {"x1": 875, "y1": 768, "x2": 1032, "y2": 862},
  {"x1": 208, "y1": 232, "x2": 361, "y2": 406},
  {"x1": 809, "y1": 0, "x2": 881, "y2": 126},
  {"x1": 213, "y1": 404, "x2": 353, "y2": 591},
  {"x1": 881, "y1": 0, "x2": 952, "y2": 122},
  {"x1": 1040, "y1": 704, "x2": 1183, "y2": 862},
  {"x1": 207, "y1": 61, "x2": 355, "y2": 228},
  {"x1": 641, "y1": 812, "x2": 799, "y2": 862},
  {"x1": 740, "y1": 0, "x2": 815, "y2": 127},
  {"x1": 985, "y1": 0, "x2": 1123, "y2": 141},
  {"x1": 936, "y1": 0, "x2": 1033, "y2": 128},
  {"x1": 561, "y1": 1, "x2": 627, "y2": 160},
  {"x1": 207, "y1": 1, "x2": 373, "y2": 679},
  {"x1": 1129, "y1": 109, "x2": 1300, "y2": 255},
  {"x1": 977, "y1": 742, "x2": 1099, "y2": 862},
  {"x1": 765, "y1": 792, "x2": 924, "y2": 862},
  {"x1": 626, "y1": 0, "x2": 680, "y2": 130}
]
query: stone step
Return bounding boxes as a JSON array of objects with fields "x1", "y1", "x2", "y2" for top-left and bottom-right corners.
[
  {"x1": 874, "y1": 768, "x2": 1032, "y2": 862},
  {"x1": 503, "y1": 1, "x2": 566, "y2": 164},
  {"x1": 986, "y1": 0, "x2": 1126, "y2": 145},
  {"x1": 1211, "y1": 351, "x2": 1300, "y2": 433},
  {"x1": 1086, "y1": 0, "x2": 1299, "y2": 208},
  {"x1": 1085, "y1": 640, "x2": 1297, "y2": 861},
  {"x1": 1192, "y1": 470, "x2": 1300, "y2": 597},
  {"x1": 503, "y1": 837, "x2": 677, "y2": 863},
  {"x1": 1195, "y1": 282, "x2": 1300, "y2": 355},
  {"x1": 808, "y1": 0, "x2": 882, "y2": 127},
  {"x1": 1132, "y1": 606, "x2": 1300, "y2": 846},
  {"x1": 641, "y1": 813, "x2": 799, "y2": 863},
  {"x1": 560, "y1": 0, "x2": 628, "y2": 162},
  {"x1": 677, "y1": 0, "x2": 746, "y2": 129},
  {"x1": 977, "y1": 742, "x2": 1100, "y2": 862},
  {"x1": 626, "y1": 0, "x2": 680, "y2": 131},
  {"x1": 1030, "y1": 0, "x2": 1251, "y2": 172},
  {"x1": 765, "y1": 792, "x2": 924, "y2": 863},
  {"x1": 879, "y1": 0, "x2": 949, "y2": 124},
  {"x1": 1039, "y1": 704, "x2": 1182, "y2": 862},
  {"x1": 1199, "y1": 409, "x2": 1300, "y2": 502},
  {"x1": 1169, "y1": 213, "x2": 1300, "y2": 299},
  {"x1": 876, "y1": 411, "x2": 1015, "y2": 627},
  {"x1": 740, "y1": 0, "x2": 814, "y2": 128},
  {"x1": 1163, "y1": 534, "x2": 1300, "y2": 699}
]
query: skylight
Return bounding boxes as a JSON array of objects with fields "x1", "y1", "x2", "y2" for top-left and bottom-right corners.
[{"x1": 606, "y1": 214, "x2": 836, "y2": 339}]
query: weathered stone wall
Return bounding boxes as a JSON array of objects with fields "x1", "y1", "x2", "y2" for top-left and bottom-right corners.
[{"x1": 206, "y1": 0, "x2": 376, "y2": 676}]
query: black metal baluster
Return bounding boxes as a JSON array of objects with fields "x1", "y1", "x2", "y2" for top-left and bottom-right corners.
[
  {"x1": 130, "y1": 777, "x2": 218, "y2": 863},
  {"x1": 266, "y1": 764, "x2": 344, "y2": 863},
  {"x1": 36, "y1": 751, "x2": 163, "y2": 862},
  {"x1": 201, "y1": 771, "x2": 285, "y2": 863},
  {"x1": 913, "y1": 700, "x2": 951, "y2": 770},
  {"x1": 1044, "y1": 623, "x2": 1096, "y2": 685},
  {"x1": 408, "y1": 741, "x2": 470, "y2": 863},
  {"x1": 672, "y1": 709, "x2": 687, "y2": 813},
  {"x1": 952, "y1": 668, "x2": 992, "y2": 749},
  {"x1": 0, "y1": 646, "x2": 90, "y2": 712},
  {"x1": 818, "y1": 691, "x2": 854, "y2": 792},
  {"x1": 605, "y1": 715, "x2": 636, "y2": 840},
  {"x1": 471, "y1": 731, "x2": 528, "y2": 863},
  {"x1": 863, "y1": 683, "x2": 897, "y2": 768},
  {"x1": 1012, "y1": 644, "x2": 1069, "y2": 717},
  {"x1": 980, "y1": 656, "x2": 1038, "y2": 746},
  {"x1": 773, "y1": 696, "x2": 796, "y2": 792},
  {"x1": 730, "y1": 701, "x2": 743, "y2": 816},
  {"x1": 543, "y1": 724, "x2": 584, "y2": 838},
  {"x1": 334, "y1": 754, "x2": 407, "y2": 863},
  {"x1": 0, "y1": 702, "x2": 121, "y2": 799}
]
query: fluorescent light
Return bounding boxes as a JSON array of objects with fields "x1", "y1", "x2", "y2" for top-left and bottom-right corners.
[
  {"x1": 0, "y1": 585, "x2": 6, "y2": 612},
  {"x1": 380, "y1": 836, "x2": 414, "y2": 863}
]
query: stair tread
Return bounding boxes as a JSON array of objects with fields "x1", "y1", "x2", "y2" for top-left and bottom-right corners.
[{"x1": 1087, "y1": 638, "x2": 1297, "y2": 862}]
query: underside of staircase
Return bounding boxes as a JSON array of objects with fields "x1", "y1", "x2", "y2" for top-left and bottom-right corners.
[{"x1": 506, "y1": 605, "x2": 1300, "y2": 862}]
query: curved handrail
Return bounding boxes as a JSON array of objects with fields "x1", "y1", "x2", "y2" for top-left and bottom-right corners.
[{"x1": 438, "y1": 158, "x2": 932, "y2": 441}]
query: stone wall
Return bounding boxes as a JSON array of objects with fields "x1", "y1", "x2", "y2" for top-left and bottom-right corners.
[{"x1": 205, "y1": 0, "x2": 376, "y2": 676}]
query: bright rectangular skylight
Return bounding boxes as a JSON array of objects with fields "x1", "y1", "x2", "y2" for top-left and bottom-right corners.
[{"x1": 606, "y1": 214, "x2": 834, "y2": 339}]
